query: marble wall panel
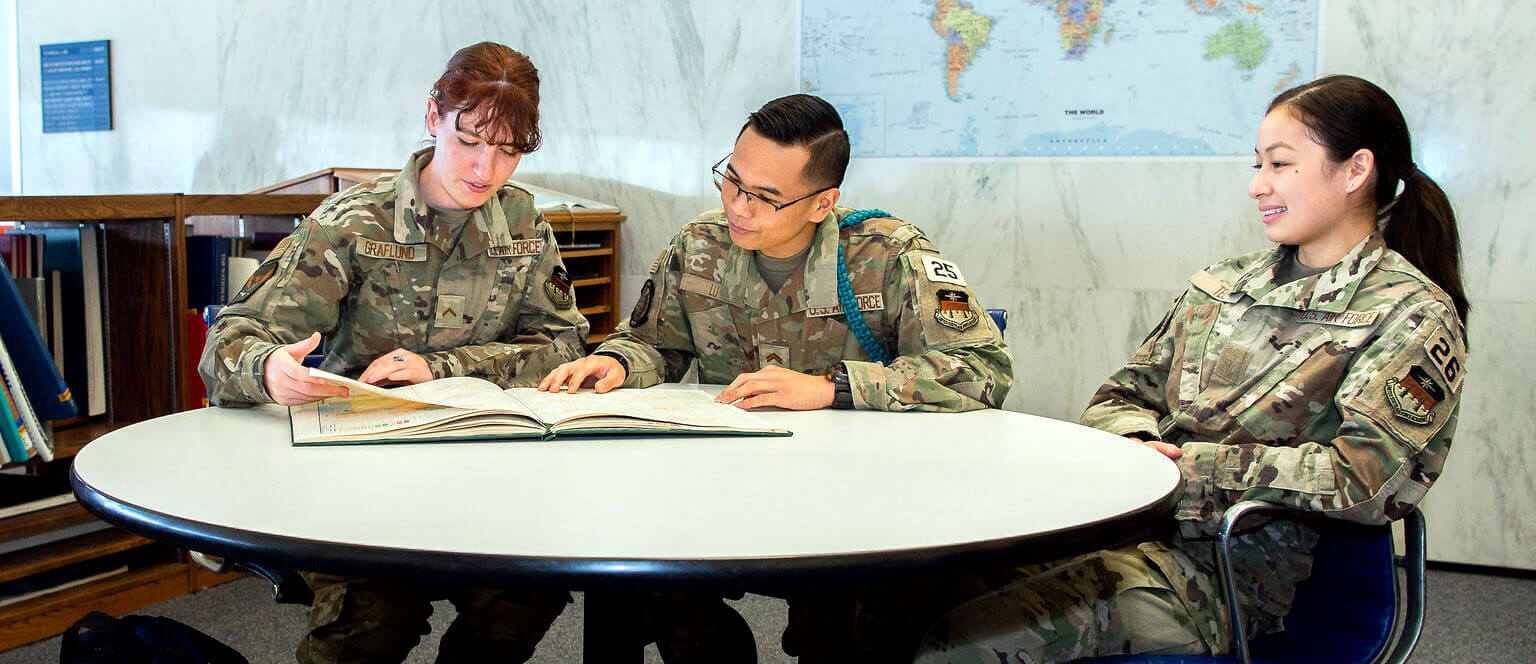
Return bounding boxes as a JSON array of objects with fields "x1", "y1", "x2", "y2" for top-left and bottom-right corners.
[{"x1": 14, "y1": 0, "x2": 1534, "y2": 568}]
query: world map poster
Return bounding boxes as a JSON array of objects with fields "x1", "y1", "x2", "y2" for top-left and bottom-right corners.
[{"x1": 801, "y1": 0, "x2": 1320, "y2": 157}]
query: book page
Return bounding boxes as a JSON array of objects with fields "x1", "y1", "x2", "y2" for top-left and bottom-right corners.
[
  {"x1": 308, "y1": 368, "x2": 529, "y2": 413},
  {"x1": 290, "y1": 393, "x2": 542, "y2": 444},
  {"x1": 508, "y1": 387, "x2": 787, "y2": 434}
]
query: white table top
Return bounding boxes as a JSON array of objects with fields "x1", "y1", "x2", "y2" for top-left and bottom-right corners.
[{"x1": 72, "y1": 385, "x2": 1180, "y2": 587}]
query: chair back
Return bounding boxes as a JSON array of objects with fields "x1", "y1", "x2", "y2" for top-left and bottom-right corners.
[
  {"x1": 986, "y1": 308, "x2": 1007, "y2": 335},
  {"x1": 1249, "y1": 524, "x2": 1397, "y2": 663}
]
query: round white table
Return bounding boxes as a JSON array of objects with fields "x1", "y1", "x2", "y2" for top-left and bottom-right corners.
[{"x1": 71, "y1": 385, "x2": 1181, "y2": 660}]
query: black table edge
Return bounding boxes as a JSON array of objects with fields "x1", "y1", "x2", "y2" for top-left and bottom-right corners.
[{"x1": 71, "y1": 467, "x2": 1182, "y2": 592}]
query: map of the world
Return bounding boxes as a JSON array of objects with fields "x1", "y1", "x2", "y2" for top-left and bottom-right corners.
[{"x1": 801, "y1": 0, "x2": 1319, "y2": 157}]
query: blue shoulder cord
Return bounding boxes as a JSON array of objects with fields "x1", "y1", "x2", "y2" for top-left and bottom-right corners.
[{"x1": 836, "y1": 209, "x2": 894, "y2": 365}]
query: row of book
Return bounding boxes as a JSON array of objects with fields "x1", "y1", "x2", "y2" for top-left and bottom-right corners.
[{"x1": 0, "y1": 226, "x2": 94, "y2": 464}]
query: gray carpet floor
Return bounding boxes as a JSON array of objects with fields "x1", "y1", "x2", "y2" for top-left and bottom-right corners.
[{"x1": 1, "y1": 567, "x2": 1531, "y2": 663}]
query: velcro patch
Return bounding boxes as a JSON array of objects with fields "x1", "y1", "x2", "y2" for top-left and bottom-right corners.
[
  {"x1": 1385, "y1": 365, "x2": 1445, "y2": 425},
  {"x1": 933, "y1": 289, "x2": 978, "y2": 331},
  {"x1": 489, "y1": 238, "x2": 545, "y2": 257},
  {"x1": 629, "y1": 278, "x2": 655, "y2": 328},
  {"x1": 358, "y1": 238, "x2": 427, "y2": 262},
  {"x1": 1295, "y1": 310, "x2": 1380, "y2": 327},
  {"x1": 229, "y1": 260, "x2": 277, "y2": 305},
  {"x1": 544, "y1": 265, "x2": 575, "y2": 309},
  {"x1": 1422, "y1": 325, "x2": 1464, "y2": 394},
  {"x1": 759, "y1": 344, "x2": 790, "y2": 368},
  {"x1": 807, "y1": 293, "x2": 884, "y2": 318},
  {"x1": 1189, "y1": 270, "x2": 1234, "y2": 301},
  {"x1": 679, "y1": 274, "x2": 720, "y2": 299},
  {"x1": 919, "y1": 255, "x2": 967, "y2": 287},
  {"x1": 434, "y1": 295, "x2": 467, "y2": 328}
]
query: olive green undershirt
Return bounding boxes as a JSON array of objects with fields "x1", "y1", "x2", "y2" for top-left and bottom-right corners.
[
  {"x1": 1276, "y1": 250, "x2": 1332, "y2": 285},
  {"x1": 754, "y1": 244, "x2": 814, "y2": 293}
]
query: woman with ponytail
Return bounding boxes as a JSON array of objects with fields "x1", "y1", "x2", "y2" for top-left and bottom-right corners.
[{"x1": 908, "y1": 75, "x2": 1469, "y2": 662}]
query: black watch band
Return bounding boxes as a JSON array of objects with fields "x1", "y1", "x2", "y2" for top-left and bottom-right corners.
[
  {"x1": 592, "y1": 351, "x2": 629, "y2": 375},
  {"x1": 828, "y1": 362, "x2": 854, "y2": 410}
]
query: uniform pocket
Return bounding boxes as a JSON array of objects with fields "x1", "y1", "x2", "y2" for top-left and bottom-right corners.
[{"x1": 1228, "y1": 332, "x2": 1353, "y2": 445}]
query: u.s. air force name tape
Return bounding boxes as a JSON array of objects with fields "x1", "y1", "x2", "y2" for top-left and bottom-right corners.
[{"x1": 359, "y1": 238, "x2": 427, "y2": 262}]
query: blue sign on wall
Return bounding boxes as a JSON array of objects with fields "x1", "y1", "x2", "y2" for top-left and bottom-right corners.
[{"x1": 41, "y1": 40, "x2": 112, "y2": 133}]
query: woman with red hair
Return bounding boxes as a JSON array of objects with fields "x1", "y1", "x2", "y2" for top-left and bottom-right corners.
[{"x1": 200, "y1": 42, "x2": 586, "y2": 663}]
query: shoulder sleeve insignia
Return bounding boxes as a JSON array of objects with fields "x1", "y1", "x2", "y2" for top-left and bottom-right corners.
[
  {"x1": 1384, "y1": 365, "x2": 1445, "y2": 425},
  {"x1": 629, "y1": 278, "x2": 655, "y2": 328},
  {"x1": 933, "y1": 288, "x2": 979, "y2": 331},
  {"x1": 544, "y1": 265, "x2": 575, "y2": 309}
]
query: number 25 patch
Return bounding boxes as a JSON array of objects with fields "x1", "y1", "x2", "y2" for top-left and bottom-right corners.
[{"x1": 920, "y1": 255, "x2": 967, "y2": 286}]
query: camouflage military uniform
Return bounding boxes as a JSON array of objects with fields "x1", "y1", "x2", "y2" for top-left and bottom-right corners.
[
  {"x1": 198, "y1": 148, "x2": 587, "y2": 664},
  {"x1": 917, "y1": 233, "x2": 1466, "y2": 663},
  {"x1": 596, "y1": 206, "x2": 1011, "y2": 662},
  {"x1": 596, "y1": 206, "x2": 1012, "y2": 410},
  {"x1": 200, "y1": 147, "x2": 589, "y2": 406}
]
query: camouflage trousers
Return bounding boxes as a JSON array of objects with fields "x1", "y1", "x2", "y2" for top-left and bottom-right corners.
[
  {"x1": 915, "y1": 546, "x2": 1211, "y2": 663},
  {"x1": 785, "y1": 544, "x2": 1214, "y2": 664},
  {"x1": 295, "y1": 572, "x2": 570, "y2": 664}
]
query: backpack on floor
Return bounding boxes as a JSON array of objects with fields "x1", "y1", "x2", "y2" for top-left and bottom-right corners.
[{"x1": 59, "y1": 611, "x2": 248, "y2": 664}]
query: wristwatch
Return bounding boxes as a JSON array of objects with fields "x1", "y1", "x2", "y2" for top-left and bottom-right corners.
[
  {"x1": 826, "y1": 362, "x2": 854, "y2": 410},
  {"x1": 592, "y1": 350, "x2": 629, "y2": 375}
]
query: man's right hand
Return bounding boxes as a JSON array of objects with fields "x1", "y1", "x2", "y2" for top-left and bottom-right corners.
[
  {"x1": 538, "y1": 355, "x2": 626, "y2": 394},
  {"x1": 262, "y1": 332, "x2": 349, "y2": 406}
]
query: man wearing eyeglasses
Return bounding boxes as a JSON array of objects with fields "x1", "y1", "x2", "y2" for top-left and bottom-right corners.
[
  {"x1": 541, "y1": 93, "x2": 1011, "y2": 413},
  {"x1": 538, "y1": 93, "x2": 1012, "y2": 661}
]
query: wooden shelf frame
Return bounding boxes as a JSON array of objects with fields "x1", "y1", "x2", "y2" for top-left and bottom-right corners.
[{"x1": 0, "y1": 183, "x2": 625, "y2": 650}]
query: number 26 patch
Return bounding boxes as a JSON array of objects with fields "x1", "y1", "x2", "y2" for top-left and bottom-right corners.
[{"x1": 1422, "y1": 325, "x2": 1464, "y2": 394}]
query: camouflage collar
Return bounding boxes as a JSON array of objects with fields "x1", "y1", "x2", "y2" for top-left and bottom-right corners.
[
  {"x1": 1233, "y1": 232, "x2": 1386, "y2": 313},
  {"x1": 392, "y1": 147, "x2": 516, "y2": 255},
  {"x1": 801, "y1": 209, "x2": 845, "y2": 311}
]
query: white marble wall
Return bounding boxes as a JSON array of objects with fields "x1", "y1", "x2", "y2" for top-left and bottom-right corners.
[{"x1": 14, "y1": 0, "x2": 1533, "y2": 568}]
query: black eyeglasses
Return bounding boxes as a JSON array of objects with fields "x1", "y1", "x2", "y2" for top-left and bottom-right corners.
[{"x1": 711, "y1": 154, "x2": 833, "y2": 213}]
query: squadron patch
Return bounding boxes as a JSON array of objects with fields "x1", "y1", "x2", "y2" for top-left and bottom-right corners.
[
  {"x1": 630, "y1": 278, "x2": 655, "y2": 328},
  {"x1": 229, "y1": 260, "x2": 277, "y2": 305},
  {"x1": 933, "y1": 289, "x2": 979, "y2": 331},
  {"x1": 1384, "y1": 365, "x2": 1445, "y2": 425},
  {"x1": 544, "y1": 265, "x2": 575, "y2": 309}
]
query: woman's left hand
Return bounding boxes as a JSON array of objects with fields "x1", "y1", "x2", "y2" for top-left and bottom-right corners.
[{"x1": 359, "y1": 349, "x2": 432, "y2": 385}]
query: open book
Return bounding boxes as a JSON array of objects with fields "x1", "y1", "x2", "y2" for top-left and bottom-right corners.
[{"x1": 289, "y1": 370, "x2": 789, "y2": 446}]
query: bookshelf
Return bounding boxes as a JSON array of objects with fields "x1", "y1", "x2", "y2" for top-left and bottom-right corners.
[{"x1": 0, "y1": 181, "x2": 624, "y2": 651}]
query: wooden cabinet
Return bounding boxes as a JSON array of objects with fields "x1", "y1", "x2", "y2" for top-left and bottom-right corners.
[{"x1": 0, "y1": 183, "x2": 621, "y2": 651}]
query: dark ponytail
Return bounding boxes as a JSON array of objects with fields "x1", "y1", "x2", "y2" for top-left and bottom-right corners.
[{"x1": 1269, "y1": 75, "x2": 1469, "y2": 327}]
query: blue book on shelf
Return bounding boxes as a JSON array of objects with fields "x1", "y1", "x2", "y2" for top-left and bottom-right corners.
[{"x1": 0, "y1": 257, "x2": 78, "y2": 421}]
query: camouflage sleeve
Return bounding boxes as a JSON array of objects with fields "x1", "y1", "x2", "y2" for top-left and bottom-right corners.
[
  {"x1": 419, "y1": 225, "x2": 589, "y2": 387},
  {"x1": 1175, "y1": 301, "x2": 1465, "y2": 532},
  {"x1": 198, "y1": 220, "x2": 347, "y2": 407},
  {"x1": 1078, "y1": 292, "x2": 1187, "y2": 439},
  {"x1": 596, "y1": 235, "x2": 696, "y2": 388},
  {"x1": 842, "y1": 241, "x2": 1012, "y2": 412}
]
